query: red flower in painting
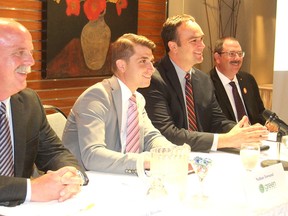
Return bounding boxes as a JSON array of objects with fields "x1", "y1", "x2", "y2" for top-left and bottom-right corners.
[
  {"x1": 116, "y1": 0, "x2": 128, "y2": 16},
  {"x1": 83, "y1": 0, "x2": 106, "y2": 21},
  {"x1": 55, "y1": 0, "x2": 128, "y2": 21},
  {"x1": 65, "y1": 0, "x2": 81, "y2": 16}
]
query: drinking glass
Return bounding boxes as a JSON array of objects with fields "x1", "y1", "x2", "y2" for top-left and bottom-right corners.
[
  {"x1": 146, "y1": 145, "x2": 191, "y2": 201},
  {"x1": 240, "y1": 143, "x2": 260, "y2": 171},
  {"x1": 280, "y1": 135, "x2": 288, "y2": 161},
  {"x1": 146, "y1": 147, "x2": 170, "y2": 199},
  {"x1": 191, "y1": 156, "x2": 212, "y2": 200},
  {"x1": 281, "y1": 135, "x2": 288, "y2": 148}
]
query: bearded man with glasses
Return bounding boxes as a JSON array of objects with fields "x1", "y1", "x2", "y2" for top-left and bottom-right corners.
[{"x1": 210, "y1": 37, "x2": 266, "y2": 125}]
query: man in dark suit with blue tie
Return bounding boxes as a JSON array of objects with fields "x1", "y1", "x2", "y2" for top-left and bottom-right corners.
[
  {"x1": 139, "y1": 14, "x2": 268, "y2": 152},
  {"x1": 209, "y1": 37, "x2": 266, "y2": 125}
]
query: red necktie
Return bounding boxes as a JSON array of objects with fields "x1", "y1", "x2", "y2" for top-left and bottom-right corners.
[
  {"x1": 126, "y1": 94, "x2": 140, "y2": 153},
  {"x1": 0, "y1": 102, "x2": 14, "y2": 176},
  {"x1": 185, "y1": 73, "x2": 198, "y2": 131}
]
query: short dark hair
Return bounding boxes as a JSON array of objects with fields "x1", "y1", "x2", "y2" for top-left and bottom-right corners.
[
  {"x1": 108, "y1": 33, "x2": 156, "y2": 74},
  {"x1": 161, "y1": 14, "x2": 196, "y2": 53},
  {"x1": 214, "y1": 36, "x2": 239, "y2": 54}
]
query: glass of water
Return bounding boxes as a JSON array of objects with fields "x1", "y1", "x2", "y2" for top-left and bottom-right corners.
[{"x1": 240, "y1": 143, "x2": 260, "y2": 171}]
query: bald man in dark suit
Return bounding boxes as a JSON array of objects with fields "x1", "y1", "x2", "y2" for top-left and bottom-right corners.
[{"x1": 0, "y1": 18, "x2": 87, "y2": 207}]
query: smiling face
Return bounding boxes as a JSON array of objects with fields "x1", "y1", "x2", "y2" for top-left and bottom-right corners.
[
  {"x1": 116, "y1": 44, "x2": 155, "y2": 92},
  {"x1": 0, "y1": 19, "x2": 35, "y2": 100},
  {"x1": 214, "y1": 39, "x2": 243, "y2": 80},
  {"x1": 168, "y1": 20, "x2": 205, "y2": 72}
]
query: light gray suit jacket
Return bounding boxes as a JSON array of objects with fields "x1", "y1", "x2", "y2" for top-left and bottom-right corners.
[{"x1": 62, "y1": 76, "x2": 171, "y2": 175}]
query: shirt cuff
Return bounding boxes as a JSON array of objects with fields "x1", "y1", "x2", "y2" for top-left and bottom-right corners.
[
  {"x1": 25, "y1": 178, "x2": 31, "y2": 202},
  {"x1": 211, "y1": 134, "x2": 218, "y2": 151}
]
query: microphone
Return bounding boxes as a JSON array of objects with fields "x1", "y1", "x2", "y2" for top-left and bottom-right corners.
[
  {"x1": 262, "y1": 109, "x2": 288, "y2": 135},
  {"x1": 261, "y1": 110, "x2": 288, "y2": 171}
]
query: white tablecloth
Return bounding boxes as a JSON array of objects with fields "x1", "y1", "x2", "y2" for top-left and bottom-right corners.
[{"x1": 1, "y1": 141, "x2": 288, "y2": 216}]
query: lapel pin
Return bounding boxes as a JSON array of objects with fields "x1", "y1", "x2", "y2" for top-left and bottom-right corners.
[{"x1": 243, "y1": 87, "x2": 247, "y2": 94}]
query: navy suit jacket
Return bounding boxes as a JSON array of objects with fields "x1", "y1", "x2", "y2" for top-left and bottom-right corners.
[
  {"x1": 0, "y1": 88, "x2": 85, "y2": 207},
  {"x1": 209, "y1": 67, "x2": 266, "y2": 125},
  {"x1": 139, "y1": 55, "x2": 235, "y2": 152}
]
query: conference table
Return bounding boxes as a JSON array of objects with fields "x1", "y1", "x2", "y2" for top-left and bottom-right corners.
[{"x1": 1, "y1": 139, "x2": 288, "y2": 216}]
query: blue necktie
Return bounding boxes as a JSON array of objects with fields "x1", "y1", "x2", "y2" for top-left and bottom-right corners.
[{"x1": 0, "y1": 102, "x2": 14, "y2": 176}]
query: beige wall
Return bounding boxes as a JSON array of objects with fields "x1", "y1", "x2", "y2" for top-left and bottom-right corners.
[
  {"x1": 168, "y1": 0, "x2": 276, "y2": 85},
  {"x1": 249, "y1": 0, "x2": 276, "y2": 84}
]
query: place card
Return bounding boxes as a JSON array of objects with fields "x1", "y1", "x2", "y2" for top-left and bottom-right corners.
[{"x1": 243, "y1": 163, "x2": 288, "y2": 208}]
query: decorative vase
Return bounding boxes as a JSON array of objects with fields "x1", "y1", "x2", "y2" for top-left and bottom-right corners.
[{"x1": 81, "y1": 11, "x2": 111, "y2": 70}]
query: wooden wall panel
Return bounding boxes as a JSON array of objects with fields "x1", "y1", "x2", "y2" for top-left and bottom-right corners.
[
  {"x1": 0, "y1": 0, "x2": 167, "y2": 116},
  {"x1": 27, "y1": 78, "x2": 100, "y2": 90},
  {"x1": 0, "y1": 1, "x2": 42, "y2": 9}
]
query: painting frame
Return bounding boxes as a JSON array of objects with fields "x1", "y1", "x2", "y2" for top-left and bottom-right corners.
[{"x1": 42, "y1": 0, "x2": 138, "y2": 79}]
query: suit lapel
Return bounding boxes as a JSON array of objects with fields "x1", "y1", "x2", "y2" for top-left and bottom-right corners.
[
  {"x1": 110, "y1": 76, "x2": 123, "y2": 134},
  {"x1": 190, "y1": 69, "x2": 200, "y2": 107},
  {"x1": 237, "y1": 73, "x2": 250, "y2": 116},
  {"x1": 10, "y1": 94, "x2": 27, "y2": 176},
  {"x1": 211, "y1": 68, "x2": 236, "y2": 121},
  {"x1": 162, "y1": 56, "x2": 187, "y2": 118},
  {"x1": 109, "y1": 76, "x2": 144, "y2": 151}
]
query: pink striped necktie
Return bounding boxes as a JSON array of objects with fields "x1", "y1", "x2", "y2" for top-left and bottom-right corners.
[
  {"x1": 0, "y1": 102, "x2": 14, "y2": 176},
  {"x1": 126, "y1": 94, "x2": 140, "y2": 153},
  {"x1": 185, "y1": 73, "x2": 198, "y2": 131}
]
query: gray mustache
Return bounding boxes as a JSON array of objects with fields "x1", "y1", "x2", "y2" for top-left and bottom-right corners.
[{"x1": 15, "y1": 66, "x2": 31, "y2": 74}]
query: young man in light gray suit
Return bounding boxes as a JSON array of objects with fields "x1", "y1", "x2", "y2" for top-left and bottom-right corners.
[{"x1": 62, "y1": 33, "x2": 173, "y2": 175}]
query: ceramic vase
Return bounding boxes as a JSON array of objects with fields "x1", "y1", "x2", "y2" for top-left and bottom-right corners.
[{"x1": 81, "y1": 11, "x2": 111, "y2": 70}]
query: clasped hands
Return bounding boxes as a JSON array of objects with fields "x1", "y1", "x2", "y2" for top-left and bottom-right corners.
[{"x1": 31, "y1": 166, "x2": 84, "y2": 202}]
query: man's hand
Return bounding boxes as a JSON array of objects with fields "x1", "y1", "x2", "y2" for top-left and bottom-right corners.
[
  {"x1": 31, "y1": 166, "x2": 83, "y2": 202},
  {"x1": 265, "y1": 121, "x2": 279, "y2": 132},
  {"x1": 218, "y1": 116, "x2": 269, "y2": 149}
]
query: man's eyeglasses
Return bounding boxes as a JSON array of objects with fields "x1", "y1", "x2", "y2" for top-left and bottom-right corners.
[{"x1": 218, "y1": 51, "x2": 245, "y2": 58}]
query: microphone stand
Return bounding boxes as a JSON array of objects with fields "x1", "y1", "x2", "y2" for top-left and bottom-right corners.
[{"x1": 261, "y1": 130, "x2": 288, "y2": 171}]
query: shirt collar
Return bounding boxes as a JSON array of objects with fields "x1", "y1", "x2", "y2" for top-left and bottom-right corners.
[
  {"x1": 0, "y1": 97, "x2": 11, "y2": 118},
  {"x1": 170, "y1": 58, "x2": 194, "y2": 80},
  {"x1": 215, "y1": 67, "x2": 238, "y2": 86},
  {"x1": 117, "y1": 78, "x2": 136, "y2": 101},
  {"x1": 0, "y1": 97, "x2": 11, "y2": 108}
]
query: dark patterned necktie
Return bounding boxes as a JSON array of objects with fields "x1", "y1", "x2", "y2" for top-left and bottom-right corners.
[
  {"x1": 126, "y1": 94, "x2": 140, "y2": 153},
  {"x1": 185, "y1": 73, "x2": 198, "y2": 131},
  {"x1": 0, "y1": 102, "x2": 14, "y2": 176},
  {"x1": 229, "y1": 81, "x2": 246, "y2": 121}
]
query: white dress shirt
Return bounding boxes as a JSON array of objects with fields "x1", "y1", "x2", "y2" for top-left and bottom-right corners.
[
  {"x1": 117, "y1": 78, "x2": 140, "y2": 153},
  {"x1": 215, "y1": 67, "x2": 248, "y2": 122}
]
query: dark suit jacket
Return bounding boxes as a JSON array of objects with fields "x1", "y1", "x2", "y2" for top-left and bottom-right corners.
[
  {"x1": 138, "y1": 55, "x2": 235, "y2": 152},
  {"x1": 209, "y1": 67, "x2": 266, "y2": 125},
  {"x1": 0, "y1": 88, "x2": 85, "y2": 207}
]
